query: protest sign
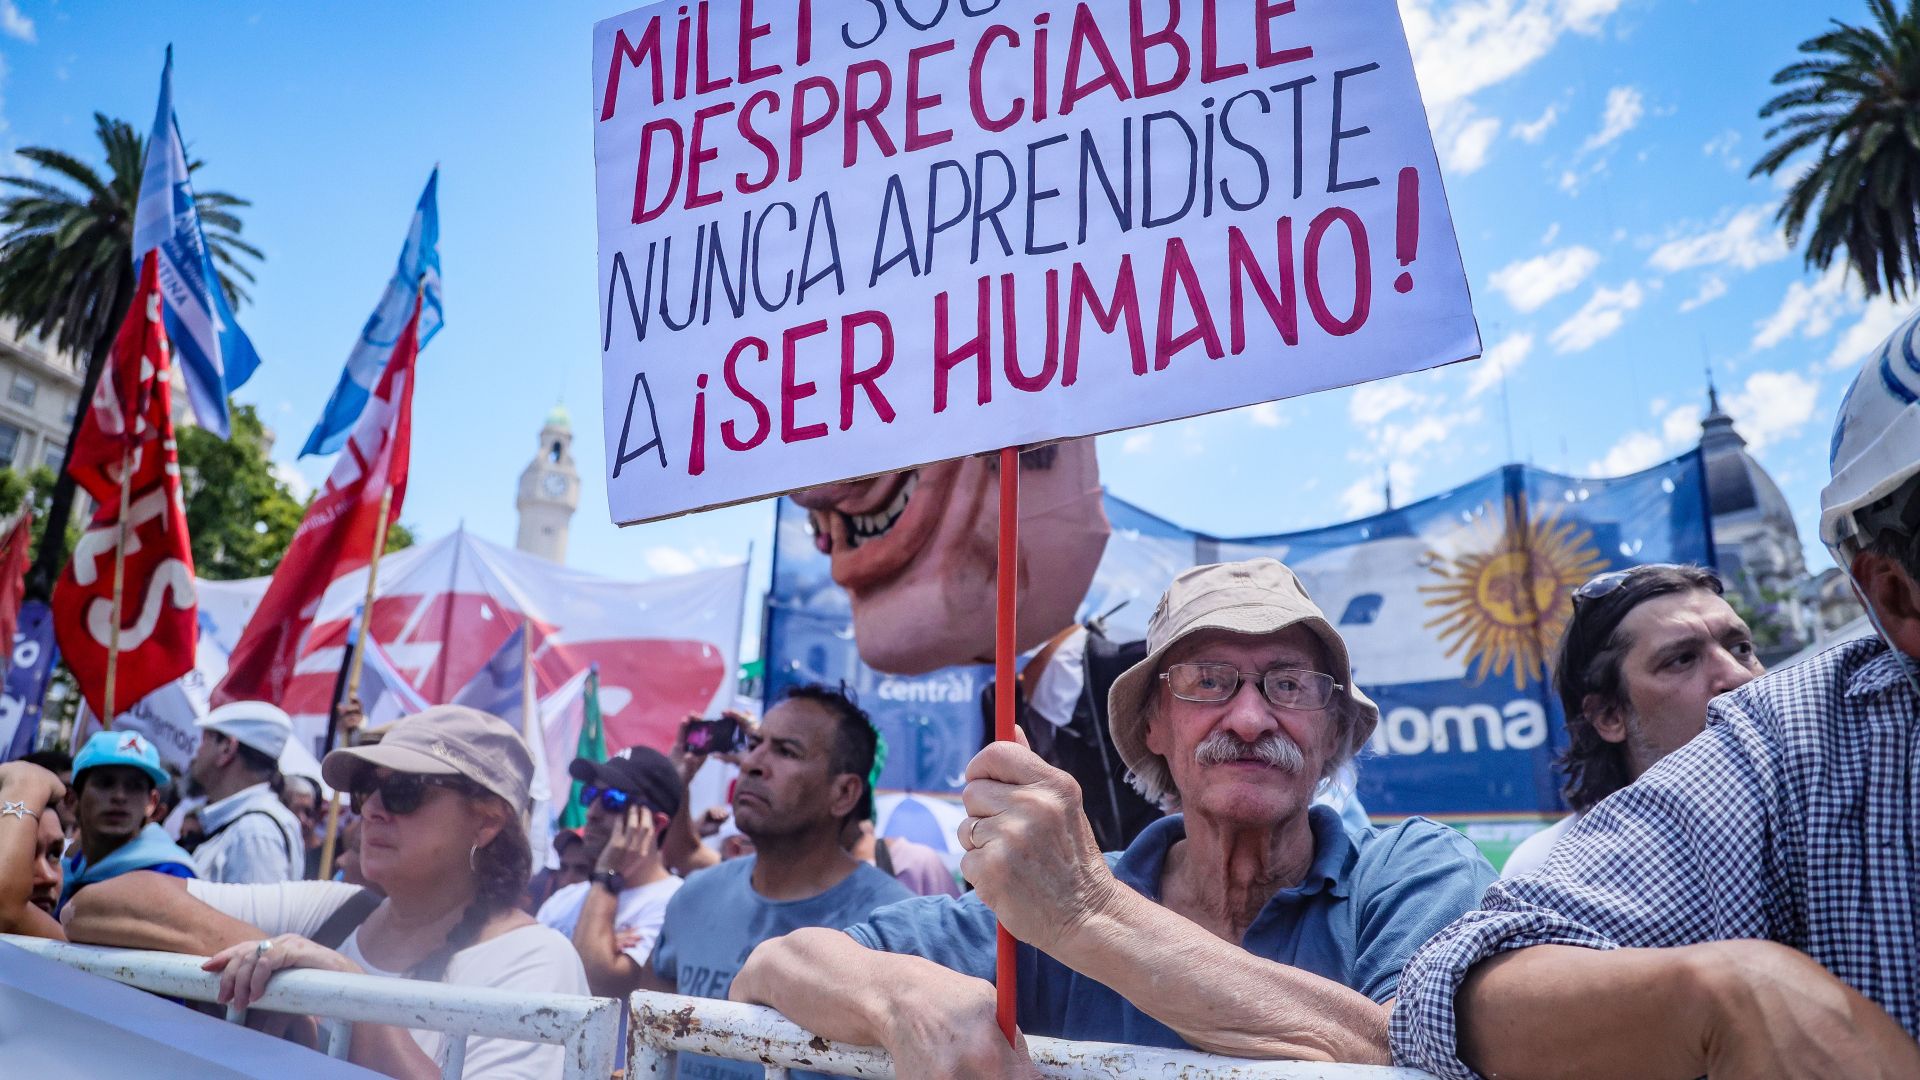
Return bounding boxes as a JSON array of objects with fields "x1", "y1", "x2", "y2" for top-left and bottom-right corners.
[{"x1": 594, "y1": 0, "x2": 1479, "y2": 524}]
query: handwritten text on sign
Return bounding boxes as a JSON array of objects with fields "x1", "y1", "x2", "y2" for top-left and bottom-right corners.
[{"x1": 594, "y1": 0, "x2": 1479, "y2": 524}]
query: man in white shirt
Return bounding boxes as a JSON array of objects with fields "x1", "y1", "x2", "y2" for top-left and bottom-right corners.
[
  {"x1": 537, "y1": 746, "x2": 684, "y2": 996},
  {"x1": 1502, "y1": 564, "x2": 1762, "y2": 877},
  {"x1": 186, "y1": 702, "x2": 303, "y2": 884}
]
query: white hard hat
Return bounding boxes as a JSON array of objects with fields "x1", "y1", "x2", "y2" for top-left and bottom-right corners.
[{"x1": 1820, "y1": 305, "x2": 1920, "y2": 559}]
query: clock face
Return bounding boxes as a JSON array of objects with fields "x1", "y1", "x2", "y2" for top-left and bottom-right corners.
[{"x1": 541, "y1": 472, "x2": 568, "y2": 499}]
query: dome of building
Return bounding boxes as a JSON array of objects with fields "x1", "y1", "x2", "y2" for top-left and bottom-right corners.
[{"x1": 1698, "y1": 381, "x2": 1809, "y2": 660}]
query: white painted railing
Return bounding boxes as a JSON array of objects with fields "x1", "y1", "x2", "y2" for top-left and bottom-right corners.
[
  {"x1": 628, "y1": 991, "x2": 1437, "y2": 1079},
  {"x1": 3, "y1": 934, "x2": 620, "y2": 1080}
]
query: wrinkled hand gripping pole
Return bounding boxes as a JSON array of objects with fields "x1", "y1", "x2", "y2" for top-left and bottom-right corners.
[{"x1": 994, "y1": 445, "x2": 1019, "y2": 1045}]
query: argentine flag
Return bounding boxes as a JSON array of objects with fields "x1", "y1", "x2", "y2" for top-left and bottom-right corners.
[
  {"x1": 131, "y1": 47, "x2": 261, "y2": 439},
  {"x1": 301, "y1": 170, "x2": 442, "y2": 457}
]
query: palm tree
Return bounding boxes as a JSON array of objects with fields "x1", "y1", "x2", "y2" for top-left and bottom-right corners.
[
  {"x1": 1752, "y1": 0, "x2": 1920, "y2": 299},
  {"x1": 0, "y1": 113, "x2": 261, "y2": 595}
]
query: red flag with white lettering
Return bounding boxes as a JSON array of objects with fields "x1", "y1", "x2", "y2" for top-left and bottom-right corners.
[
  {"x1": 213, "y1": 293, "x2": 422, "y2": 709},
  {"x1": 0, "y1": 506, "x2": 32, "y2": 657},
  {"x1": 52, "y1": 251, "x2": 199, "y2": 718}
]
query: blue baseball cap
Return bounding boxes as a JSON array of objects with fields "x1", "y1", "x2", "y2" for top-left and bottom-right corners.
[{"x1": 72, "y1": 731, "x2": 170, "y2": 789}]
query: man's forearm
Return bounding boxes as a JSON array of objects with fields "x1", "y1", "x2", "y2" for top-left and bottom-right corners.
[
  {"x1": 731, "y1": 928, "x2": 957, "y2": 1049},
  {"x1": 1053, "y1": 888, "x2": 1389, "y2": 1064},
  {"x1": 1454, "y1": 944, "x2": 1713, "y2": 1079},
  {"x1": 63, "y1": 872, "x2": 261, "y2": 954}
]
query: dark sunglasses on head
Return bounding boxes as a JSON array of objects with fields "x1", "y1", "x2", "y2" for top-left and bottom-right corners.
[
  {"x1": 1572, "y1": 563, "x2": 1719, "y2": 607},
  {"x1": 579, "y1": 785, "x2": 645, "y2": 814},
  {"x1": 349, "y1": 772, "x2": 470, "y2": 816}
]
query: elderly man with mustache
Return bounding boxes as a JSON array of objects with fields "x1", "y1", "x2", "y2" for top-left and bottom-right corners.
[{"x1": 732, "y1": 559, "x2": 1497, "y2": 1074}]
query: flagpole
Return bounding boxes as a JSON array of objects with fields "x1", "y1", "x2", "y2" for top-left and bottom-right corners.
[
  {"x1": 993, "y1": 445, "x2": 1019, "y2": 1045},
  {"x1": 318, "y1": 486, "x2": 395, "y2": 879},
  {"x1": 101, "y1": 446, "x2": 135, "y2": 728}
]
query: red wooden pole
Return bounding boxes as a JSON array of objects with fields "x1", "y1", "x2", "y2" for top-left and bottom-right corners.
[{"x1": 994, "y1": 445, "x2": 1019, "y2": 1045}]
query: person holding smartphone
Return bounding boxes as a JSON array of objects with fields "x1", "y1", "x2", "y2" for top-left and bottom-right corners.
[{"x1": 536, "y1": 747, "x2": 685, "y2": 997}]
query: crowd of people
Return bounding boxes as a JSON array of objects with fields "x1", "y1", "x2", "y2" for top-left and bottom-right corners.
[{"x1": 1, "y1": 321, "x2": 1918, "y2": 1079}]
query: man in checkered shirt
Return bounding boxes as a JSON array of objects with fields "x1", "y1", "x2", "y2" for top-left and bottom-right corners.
[{"x1": 1391, "y1": 312, "x2": 1920, "y2": 1079}]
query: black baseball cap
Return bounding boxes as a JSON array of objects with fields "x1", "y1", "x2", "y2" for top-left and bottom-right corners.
[{"x1": 569, "y1": 746, "x2": 683, "y2": 817}]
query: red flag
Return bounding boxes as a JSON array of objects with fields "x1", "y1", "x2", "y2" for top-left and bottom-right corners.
[
  {"x1": 214, "y1": 293, "x2": 423, "y2": 709},
  {"x1": 52, "y1": 251, "x2": 199, "y2": 718},
  {"x1": 0, "y1": 506, "x2": 32, "y2": 654}
]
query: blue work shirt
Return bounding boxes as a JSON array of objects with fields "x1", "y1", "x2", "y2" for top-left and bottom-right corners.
[
  {"x1": 846, "y1": 805, "x2": 1496, "y2": 1049},
  {"x1": 654, "y1": 855, "x2": 913, "y2": 1080}
]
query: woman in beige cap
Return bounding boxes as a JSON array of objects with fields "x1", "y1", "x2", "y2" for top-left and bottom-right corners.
[{"x1": 66, "y1": 705, "x2": 589, "y2": 1079}]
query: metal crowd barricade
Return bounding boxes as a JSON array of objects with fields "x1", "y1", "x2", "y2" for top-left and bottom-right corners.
[
  {"x1": 628, "y1": 991, "x2": 1438, "y2": 1079},
  {"x1": 2, "y1": 935, "x2": 620, "y2": 1080}
]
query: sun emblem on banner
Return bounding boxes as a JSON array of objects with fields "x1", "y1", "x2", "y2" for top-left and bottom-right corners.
[{"x1": 1420, "y1": 497, "x2": 1608, "y2": 689}]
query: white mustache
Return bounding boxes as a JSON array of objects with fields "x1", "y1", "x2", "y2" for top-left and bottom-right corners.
[{"x1": 1195, "y1": 731, "x2": 1305, "y2": 773}]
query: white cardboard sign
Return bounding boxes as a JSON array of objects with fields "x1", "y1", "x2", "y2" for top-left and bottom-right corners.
[{"x1": 594, "y1": 0, "x2": 1479, "y2": 524}]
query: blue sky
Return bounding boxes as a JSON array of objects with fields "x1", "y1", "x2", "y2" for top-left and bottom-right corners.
[{"x1": 1, "y1": 0, "x2": 1896, "y2": 658}]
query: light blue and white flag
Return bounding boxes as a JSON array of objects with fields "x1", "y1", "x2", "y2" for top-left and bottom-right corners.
[
  {"x1": 301, "y1": 169, "x2": 442, "y2": 457},
  {"x1": 131, "y1": 46, "x2": 261, "y2": 439}
]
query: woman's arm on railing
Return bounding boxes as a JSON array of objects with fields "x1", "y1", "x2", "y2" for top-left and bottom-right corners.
[{"x1": 63, "y1": 871, "x2": 261, "y2": 953}]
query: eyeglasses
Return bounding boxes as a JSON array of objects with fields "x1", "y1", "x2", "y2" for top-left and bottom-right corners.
[
  {"x1": 1160, "y1": 663, "x2": 1341, "y2": 711},
  {"x1": 349, "y1": 772, "x2": 469, "y2": 816},
  {"x1": 579, "y1": 785, "x2": 642, "y2": 814}
]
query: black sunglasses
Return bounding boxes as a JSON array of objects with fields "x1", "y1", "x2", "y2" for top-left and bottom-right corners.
[
  {"x1": 1572, "y1": 564, "x2": 1721, "y2": 608},
  {"x1": 579, "y1": 785, "x2": 645, "y2": 814},
  {"x1": 350, "y1": 772, "x2": 470, "y2": 816}
]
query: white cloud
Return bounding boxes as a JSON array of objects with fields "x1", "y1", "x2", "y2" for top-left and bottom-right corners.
[
  {"x1": 1489, "y1": 245, "x2": 1601, "y2": 312},
  {"x1": 1339, "y1": 461, "x2": 1419, "y2": 519},
  {"x1": 1540, "y1": 222, "x2": 1561, "y2": 245},
  {"x1": 271, "y1": 461, "x2": 313, "y2": 502},
  {"x1": 1465, "y1": 331, "x2": 1535, "y2": 398},
  {"x1": 1589, "y1": 403, "x2": 1703, "y2": 475},
  {"x1": 1443, "y1": 113, "x2": 1503, "y2": 174},
  {"x1": 1246, "y1": 401, "x2": 1286, "y2": 428},
  {"x1": 1550, "y1": 281, "x2": 1645, "y2": 352},
  {"x1": 1349, "y1": 380, "x2": 1425, "y2": 426},
  {"x1": 1752, "y1": 263, "x2": 1853, "y2": 350},
  {"x1": 1119, "y1": 430, "x2": 1155, "y2": 455},
  {"x1": 1588, "y1": 430, "x2": 1668, "y2": 475},
  {"x1": 1581, "y1": 86, "x2": 1645, "y2": 152},
  {"x1": 0, "y1": 2, "x2": 33, "y2": 43},
  {"x1": 1678, "y1": 276, "x2": 1729, "y2": 313},
  {"x1": 1401, "y1": 0, "x2": 1626, "y2": 111},
  {"x1": 1723, "y1": 370, "x2": 1819, "y2": 452},
  {"x1": 1647, "y1": 205, "x2": 1790, "y2": 274},
  {"x1": 1822, "y1": 294, "x2": 1910, "y2": 371},
  {"x1": 1702, "y1": 129, "x2": 1741, "y2": 169},
  {"x1": 1511, "y1": 104, "x2": 1559, "y2": 143}
]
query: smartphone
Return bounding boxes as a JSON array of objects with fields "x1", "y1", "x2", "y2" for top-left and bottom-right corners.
[{"x1": 684, "y1": 715, "x2": 744, "y2": 755}]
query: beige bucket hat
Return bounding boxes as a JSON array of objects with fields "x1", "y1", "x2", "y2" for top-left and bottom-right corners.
[
  {"x1": 322, "y1": 704, "x2": 534, "y2": 815},
  {"x1": 1107, "y1": 558, "x2": 1379, "y2": 802}
]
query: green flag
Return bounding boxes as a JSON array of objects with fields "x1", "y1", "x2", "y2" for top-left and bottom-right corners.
[{"x1": 558, "y1": 666, "x2": 607, "y2": 830}]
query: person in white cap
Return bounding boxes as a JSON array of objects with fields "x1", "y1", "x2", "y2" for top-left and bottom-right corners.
[
  {"x1": 731, "y1": 558, "x2": 1496, "y2": 1074},
  {"x1": 187, "y1": 701, "x2": 303, "y2": 884},
  {"x1": 1391, "y1": 312, "x2": 1920, "y2": 1080}
]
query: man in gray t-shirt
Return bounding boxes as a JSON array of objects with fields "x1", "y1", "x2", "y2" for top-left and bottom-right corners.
[{"x1": 647, "y1": 685, "x2": 913, "y2": 1080}]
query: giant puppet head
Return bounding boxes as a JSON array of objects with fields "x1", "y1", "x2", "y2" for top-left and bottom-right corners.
[{"x1": 790, "y1": 439, "x2": 1110, "y2": 675}]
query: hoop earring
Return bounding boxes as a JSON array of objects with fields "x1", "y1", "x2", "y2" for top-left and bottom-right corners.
[{"x1": 469, "y1": 844, "x2": 478, "y2": 872}]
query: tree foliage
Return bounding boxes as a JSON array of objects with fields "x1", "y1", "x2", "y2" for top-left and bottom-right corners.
[
  {"x1": 176, "y1": 404, "x2": 303, "y2": 579},
  {"x1": 1753, "y1": 0, "x2": 1920, "y2": 298},
  {"x1": 0, "y1": 113, "x2": 263, "y2": 595}
]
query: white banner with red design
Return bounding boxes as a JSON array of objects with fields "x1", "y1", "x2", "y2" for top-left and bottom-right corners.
[{"x1": 192, "y1": 529, "x2": 747, "y2": 756}]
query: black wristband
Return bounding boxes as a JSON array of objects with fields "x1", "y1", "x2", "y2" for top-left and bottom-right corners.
[{"x1": 591, "y1": 869, "x2": 625, "y2": 895}]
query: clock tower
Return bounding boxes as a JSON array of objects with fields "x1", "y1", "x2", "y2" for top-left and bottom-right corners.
[{"x1": 516, "y1": 405, "x2": 580, "y2": 563}]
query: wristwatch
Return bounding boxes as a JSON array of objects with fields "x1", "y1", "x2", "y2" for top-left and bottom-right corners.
[{"x1": 591, "y1": 869, "x2": 625, "y2": 895}]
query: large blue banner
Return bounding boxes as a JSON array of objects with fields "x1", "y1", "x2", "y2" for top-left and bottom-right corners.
[{"x1": 766, "y1": 451, "x2": 1712, "y2": 818}]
